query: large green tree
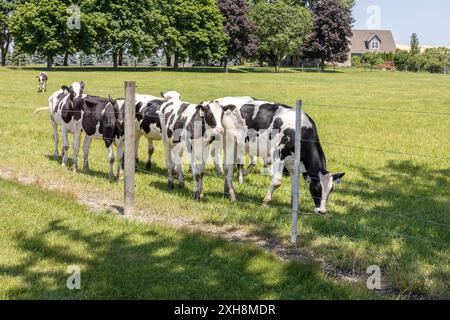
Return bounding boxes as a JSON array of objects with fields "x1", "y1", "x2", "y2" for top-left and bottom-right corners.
[
  {"x1": 83, "y1": 0, "x2": 160, "y2": 68},
  {"x1": 0, "y1": 0, "x2": 17, "y2": 66},
  {"x1": 302, "y1": 0, "x2": 353, "y2": 72},
  {"x1": 251, "y1": 0, "x2": 311, "y2": 72},
  {"x1": 11, "y1": 0, "x2": 74, "y2": 69},
  {"x1": 157, "y1": 0, "x2": 228, "y2": 68}
]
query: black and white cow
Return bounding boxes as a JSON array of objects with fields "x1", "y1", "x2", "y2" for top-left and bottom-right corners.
[
  {"x1": 159, "y1": 98, "x2": 224, "y2": 200},
  {"x1": 37, "y1": 72, "x2": 48, "y2": 93},
  {"x1": 206, "y1": 97, "x2": 345, "y2": 214},
  {"x1": 80, "y1": 95, "x2": 124, "y2": 180},
  {"x1": 35, "y1": 83, "x2": 124, "y2": 180},
  {"x1": 34, "y1": 82, "x2": 86, "y2": 167}
]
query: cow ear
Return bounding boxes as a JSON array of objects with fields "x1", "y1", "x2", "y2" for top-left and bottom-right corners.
[
  {"x1": 196, "y1": 105, "x2": 205, "y2": 117},
  {"x1": 61, "y1": 86, "x2": 70, "y2": 94},
  {"x1": 333, "y1": 173, "x2": 345, "y2": 184}
]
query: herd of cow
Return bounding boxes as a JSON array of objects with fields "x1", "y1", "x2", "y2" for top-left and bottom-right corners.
[{"x1": 34, "y1": 80, "x2": 345, "y2": 214}]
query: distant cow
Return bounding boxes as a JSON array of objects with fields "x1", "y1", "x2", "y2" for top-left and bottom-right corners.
[
  {"x1": 37, "y1": 72, "x2": 48, "y2": 93},
  {"x1": 159, "y1": 98, "x2": 224, "y2": 199},
  {"x1": 206, "y1": 97, "x2": 345, "y2": 214}
]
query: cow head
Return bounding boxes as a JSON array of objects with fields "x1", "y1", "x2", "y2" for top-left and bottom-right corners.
[
  {"x1": 304, "y1": 172, "x2": 345, "y2": 214},
  {"x1": 161, "y1": 90, "x2": 181, "y2": 101},
  {"x1": 197, "y1": 103, "x2": 224, "y2": 134},
  {"x1": 113, "y1": 99, "x2": 125, "y2": 134}
]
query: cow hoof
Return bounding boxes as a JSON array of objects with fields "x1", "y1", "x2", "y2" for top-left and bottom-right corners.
[
  {"x1": 261, "y1": 203, "x2": 270, "y2": 209},
  {"x1": 72, "y1": 166, "x2": 78, "y2": 173},
  {"x1": 168, "y1": 181, "x2": 175, "y2": 190},
  {"x1": 83, "y1": 168, "x2": 90, "y2": 174},
  {"x1": 194, "y1": 192, "x2": 201, "y2": 201},
  {"x1": 178, "y1": 181, "x2": 185, "y2": 189},
  {"x1": 108, "y1": 174, "x2": 116, "y2": 182},
  {"x1": 53, "y1": 154, "x2": 60, "y2": 160},
  {"x1": 145, "y1": 162, "x2": 152, "y2": 171}
]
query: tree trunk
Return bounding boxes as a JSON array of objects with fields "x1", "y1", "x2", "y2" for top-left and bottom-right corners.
[
  {"x1": 174, "y1": 51, "x2": 179, "y2": 69},
  {"x1": 63, "y1": 50, "x2": 69, "y2": 66},
  {"x1": 223, "y1": 57, "x2": 228, "y2": 73},
  {"x1": 47, "y1": 55, "x2": 53, "y2": 70},
  {"x1": 113, "y1": 51, "x2": 118, "y2": 69},
  {"x1": 320, "y1": 59, "x2": 325, "y2": 72},
  {"x1": 166, "y1": 53, "x2": 172, "y2": 67},
  {"x1": 118, "y1": 49, "x2": 123, "y2": 66},
  {"x1": 0, "y1": 46, "x2": 5, "y2": 67}
]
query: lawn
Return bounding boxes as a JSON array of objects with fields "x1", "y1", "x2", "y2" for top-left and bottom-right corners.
[
  {"x1": 0, "y1": 178, "x2": 373, "y2": 299},
  {"x1": 0, "y1": 67, "x2": 448, "y2": 298}
]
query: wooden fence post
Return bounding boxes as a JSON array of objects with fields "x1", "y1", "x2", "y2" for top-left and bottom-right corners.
[
  {"x1": 124, "y1": 81, "x2": 136, "y2": 215},
  {"x1": 291, "y1": 100, "x2": 302, "y2": 244}
]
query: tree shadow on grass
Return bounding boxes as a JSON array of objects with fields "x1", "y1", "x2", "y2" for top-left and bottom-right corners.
[{"x1": 0, "y1": 216, "x2": 365, "y2": 299}]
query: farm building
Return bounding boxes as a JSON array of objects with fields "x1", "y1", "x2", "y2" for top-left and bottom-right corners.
[{"x1": 344, "y1": 29, "x2": 397, "y2": 66}]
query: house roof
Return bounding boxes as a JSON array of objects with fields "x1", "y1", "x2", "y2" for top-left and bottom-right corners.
[{"x1": 351, "y1": 29, "x2": 397, "y2": 54}]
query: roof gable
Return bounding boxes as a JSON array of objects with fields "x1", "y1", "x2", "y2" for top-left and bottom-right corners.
[{"x1": 351, "y1": 29, "x2": 397, "y2": 54}]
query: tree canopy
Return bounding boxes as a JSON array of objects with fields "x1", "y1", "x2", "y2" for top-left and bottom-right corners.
[
  {"x1": 251, "y1": 0, "x2": 311, "y2": 72},
  {"x1": 302, "y1": 0, "x2": 353, "y2": 71},
  {"x1": 219, "y1": 0, "x2": 259, "y2": 69}
]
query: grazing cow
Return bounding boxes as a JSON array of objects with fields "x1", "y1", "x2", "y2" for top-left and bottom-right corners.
[
  {"x1": 159, "y1": 98, "x2": 224, "y2": 200},
  {"x1": 37, "y1": 72, "x2": 48, "y2": 93},
  {"x1": 206, "y1": 97, "x2": 345, "y2": 214},
  {"x1": 34, "y1": 82, "x2": 85, "y2": 167},
  {"x1": 80, "y1": 95, "x2": 124, "y2": 180}
]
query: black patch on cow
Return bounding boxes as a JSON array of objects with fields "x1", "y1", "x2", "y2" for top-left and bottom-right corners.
[
  {"x1": 140, "y1": 99, "x2": 164, "y2": 134},
  {"x1": 240, "y1": 104, "x2": 255, "y2": 127},
  {"x1": 171, "y1": 115, "x2": 188, "y2": 143},
  {"x1": 135, "y1": 102, "x2": 144, "y2": 122},
  {"x1": 177, "y1": 103, "x2": 190, "y2": 116},
  {"x1": 222, "y1": 104, "x2": 236, "y2": 112},
  {"x1": 186, "y1": 108, "x2": 207, "y2": 140},
  {"x1": 270, "y1": 118, "x2": 283, "y2": 140}
]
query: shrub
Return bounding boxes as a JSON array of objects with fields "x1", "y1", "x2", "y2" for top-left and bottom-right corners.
[{"x1": 352, "y1": 55, "x2": 362, "y2": 67}]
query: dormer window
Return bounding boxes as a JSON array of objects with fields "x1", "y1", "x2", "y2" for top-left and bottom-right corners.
[{"x1": 370, "y1": 39, "x2": 380, "y2": 50}]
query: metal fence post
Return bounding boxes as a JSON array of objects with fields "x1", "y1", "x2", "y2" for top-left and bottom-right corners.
[
  {"x1": 291, "y1": 100, "x2": 302, "y2": 244},
  {"x1": 124, "y1": 81, "x2": 136, "y2": 215}
]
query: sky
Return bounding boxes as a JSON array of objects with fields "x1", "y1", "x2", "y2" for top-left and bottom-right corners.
[{"x1": 352, "y1": 0, "x2": 450, "y2": 46}]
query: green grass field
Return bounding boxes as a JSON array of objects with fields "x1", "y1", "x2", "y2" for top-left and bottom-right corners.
[{"x1": 0, "y1": 67, "x2": 448, "y2": 299}]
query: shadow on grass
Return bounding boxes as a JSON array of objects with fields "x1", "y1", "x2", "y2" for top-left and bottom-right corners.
[
  {"x1": 0, "y1": 215, "x2": 363, "y2": 299},
  {"x1": 300, "y1": 159, "x2": 450, "y2": 298},
  {"x1": 45, "y1": 154, "x2": 111, "y2": 181}
]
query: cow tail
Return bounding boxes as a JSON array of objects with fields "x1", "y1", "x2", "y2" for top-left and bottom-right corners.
[{"x1": 33, "y1": 107, "x2": 49, "y2": 116}]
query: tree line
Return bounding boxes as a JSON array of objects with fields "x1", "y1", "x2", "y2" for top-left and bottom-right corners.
[{"x1": 1, "y1": 0, "x2": 354, "y2": 71}]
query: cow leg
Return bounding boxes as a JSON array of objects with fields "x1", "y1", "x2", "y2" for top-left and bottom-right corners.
[
  {"x1": 72, "y1": 131, "x2": 81, "y2": 172},
  {"x1": 243, "y1": 155, "x2": 257, "y2": 176},
  {"x1": 165, "y1": 145, "x2": 176, "y2": 189},
  {"x1": 106, "y1": 146, "x2": 116, "y2": 181},
  {"x1": 146, "y1": 139, "x2": 155, "y2": 170},
  {"x1": 135, "y1": 131, "x2": 141, "y2": 167},
  {"x1": 224, "y1": 164, "x2": 236, "y2": 202},
  {"x1": 51, "y1": 118, "x2": 59, "y2": 160},
  {"x1": 262, "y1": 159, "x2": 284, "y2": 207},
  {"x1": 82, "y1": 135, "x2": 92, "y2": 173},
  {"x1": 171, "y1": 147, "x2": 184, "y2": 188},
  {"x1": 116, "y1": 142, "x2": 124, "y2": 180},
  {"x1": 61, "y1": 126, "x2": 70, "y2": 167},
  {"x1": 261, "y1": 158, "x2": 273, "y2": 176},
  {"x1": 192, "y1": 163, "x2": 204, "y2": 201},
  {"x1": 211, "y1": 148, "x2": 224, "y2": 176}
]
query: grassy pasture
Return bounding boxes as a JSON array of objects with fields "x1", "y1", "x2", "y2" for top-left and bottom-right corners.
[{"x1": 0, "y1": 67, "x2": 449, "y2": 298}]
